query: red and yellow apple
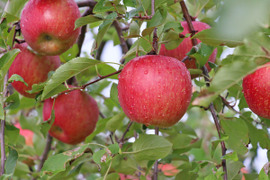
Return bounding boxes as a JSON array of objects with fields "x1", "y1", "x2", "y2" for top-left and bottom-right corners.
[
  {"x1": 242, "y1": 63, "x2": 270, "y2": 119},
  {"x1": 43, "y1": 86, "x2": 99, "y2": 144},
  {"x1": 159, "y1": 21, "x2": 217, "y2": 78},
  {"x1": 20, "y1": 0, "x2": 81, "y2": 55},
  {"x1": 118, "y1": 55, "x2": 192, "y2": 127},
  {"x1": 8, "y1": 43, "x2": 61, "y2": 98}
]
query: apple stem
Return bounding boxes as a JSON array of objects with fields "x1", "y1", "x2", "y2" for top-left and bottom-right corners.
[
  {"x1": 151, "y1": 0, "x2": 159, "y2": 55},
  {"x1": 153, "y1": 127, "x2": 159, "y2": 180},
  {"x1": 179, "y1": 1, "x2": 228, "y2": 180}
]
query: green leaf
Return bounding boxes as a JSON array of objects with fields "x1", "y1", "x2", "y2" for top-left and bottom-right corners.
[
  {"x1": 8, "y1": 74, "x2": 28, "y2": 86},
  {"x1": 75, "y1": 15, "x2": 103, "y2": 29},
  {"x1": 5, "y1": 123, "x2": 19, "y2": 143},
  {"x1": 85, "y1": 118, "x2": 110, "y2": 143},
  {"x1": 42, "y1": 144, "x2": 92, "y2": 174},
  {"x1": 110, "y1": 83, "x2": 119, "y2": 105},
  {"x1": 92, "y1": 12, "x2": 117, "y2": 51},
  {"x1": 7, "y1": 26, "x2": 15, "y2": 47},
  {"x1": 106, "y1": 112, "x2": 125, "y2": 132},
  {"x1": 227, "y1": 161, "x2": 244, "y2": 180},
  {"x1": 40, "y1": 109, "x2": 55, "y2": 138},
  {"x1": 5, "y1": 148, "x2": 18, "y2": 175},
  {"x1": 220, "y1": 117, "x2": 249, "y2": 154},
  {"x1": 131, "y1": 135, "x2": 172, "y2": 161},
  {"x1": 124, "y1": 0, "x2": 137, "y2": 7},
  {"x1": 0, "y1": 49, "x2": 20, "y2": 84},
  {"x1": 190, "y1": 43, "x2": 215, "y2": 68},
  {"x1": 5, "y1": 93, "x2": 20, "y2": 110},
  {"x1": 41, "y1": 58, "x2": 102, "y2": 100},
  {"x1": 193, "y1": 28, "x2": 243, "y2": 47},
  {"x1": 93, "y1": 149, "x2": 106, "y2": 164},
  {"x1": 93, "y1": 0, "x2": 114, "y2": 13},
  {"x1": 108, "y1": 144, "x2": 120, "y2": 154},
  {"x1": 60, "y1": 44, "x2": 79, "y2": 62}
]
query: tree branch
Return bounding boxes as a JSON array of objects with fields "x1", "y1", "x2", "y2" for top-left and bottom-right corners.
[
  {"x1": 113, "y1": 21, "x2": 129, "y2": 64},
  {"x1": 77, "y1": 0, "x2": 97, "y2": 8},
  {"x1": 179, "y1": 1, "x2": 227, "y2": 179},
  {"x1": 37, "y1": 134, "x2": 53, "y2": 171},
  {"x1": 152, "y1": 127, "x2": 159, "y2": 180},
  {"x1": 118, "y1": 121, "x2": 133, "y2": 148}
]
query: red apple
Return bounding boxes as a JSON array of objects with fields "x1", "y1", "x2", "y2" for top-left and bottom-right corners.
[
  {"x1": 15, "y1": 122, "x2": 34, "y2": 146},
  {"x1": 118, "y1": 55, "x2": 192, "y2": 127},
  {"x1": 159, "y1": 21, "x2": 217, "y2": 78},
  {"x1": 20, "y1": 0, "x2": 81, "y2": 55},
  {"x1": 158, "y1": 163, "x2": 179, "y2": 176},
  {"x1": 242, "y1": 63, "x2": 270, "y2": 119},
  {"x1": 43, "y1": 86, "x2": 99, "y2": 145},
  {"x1": 8, "y1": 43, "x2": 61, "y2": 98}
]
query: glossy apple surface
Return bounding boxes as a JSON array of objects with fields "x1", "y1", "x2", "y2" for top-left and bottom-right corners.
[
  {"x1": 20, "y1": 0, "x2": 81, "y2": 55},
  {"x1": 9, "y1": 43, "x2": 61, "y2": 98},
  {"x1": 118, "y1": 55, "x2": 192, "y2": 127},
  {"x1": 242, "y1": 63, "x2": 270, "y2": 119},
  {"x1": 159, "y1": 21, "x2": 217, "y2": 78},
  {"x1": 43, "y1": 87, "x2": 99, "y2": 145}
]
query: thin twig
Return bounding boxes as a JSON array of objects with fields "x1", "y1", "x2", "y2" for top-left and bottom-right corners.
[
  {"x1": 153, "y1": 127, "x2": 159, "y2": 180},
  {"x1": 113, "y1": 21, "x2": 129, "y2": 64},
  {"x1": 220, "y1": 95, "x2": 240, "y2": 114},
  {"x1": 0, "y1": 120, "x2": 5, "y2": 175},
  {"x1": 37, "y1": 134, "x2": 53, "y2": 172},
  {"x1": 96, "y1": 41, "x2": 106, "y2": 60},
  {"x1": 77, "y1": 0, "x2": 97, "y2": 8},
  {"x1": 77, "y1": 8, "x2": 93, "y2": 57},
  {"x1": 179, "y1": 1, "x2": 227, "y2": 179},
  {"x1": 118, "y1": 121, "x2": 133, "y2": 148},
  {"x1": 150, "y1": 0, "x2": 158, "y2": 54}
]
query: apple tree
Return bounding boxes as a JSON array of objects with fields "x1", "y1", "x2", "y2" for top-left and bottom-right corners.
[{"x1": 0, "y1": 0, "x2": 269, "y2": 179}]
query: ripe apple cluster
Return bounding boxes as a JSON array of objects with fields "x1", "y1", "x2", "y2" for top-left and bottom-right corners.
[{"x1": 9, "y1": 0, "x2": 99, "y2": 145}]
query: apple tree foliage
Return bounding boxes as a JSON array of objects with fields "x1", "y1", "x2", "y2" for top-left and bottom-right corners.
[{"x1": 0, "y1": 0, "x2": 270, "y2": 179}]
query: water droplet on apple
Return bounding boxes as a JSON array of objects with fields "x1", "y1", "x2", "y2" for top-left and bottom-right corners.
[{"x1": 144, "y1": 70, "x2": 148, "y2": 74}]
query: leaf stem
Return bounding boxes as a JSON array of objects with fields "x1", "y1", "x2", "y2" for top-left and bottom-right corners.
[{"x1": 103, "y1": 160, "x2": 112, "y2": 180}]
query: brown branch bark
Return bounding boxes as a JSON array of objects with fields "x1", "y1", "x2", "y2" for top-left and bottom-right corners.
[
  {"x1": 37, "y1": 134, "x2": 53, "y2": 171},
  {"x1": 77, "y1": 0, "x2": 97, "y2": 8},
  {"x1": 152, "y1": 127, "x2": 159, "y2": 180},
  {"x1": 179, "y1": 1, "x2": 227, "y2": 179},
  {"x1": 113, "y1": 21, "x2": 129, "y2": 64},
  {"x1": 118, "y1": 121, "x2": 133, "y2": 148}
]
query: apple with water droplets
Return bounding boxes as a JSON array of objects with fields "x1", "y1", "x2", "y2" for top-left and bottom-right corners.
[
  {"x1": 20, "y1": 0, "x2": 81, "y2": 55},
  {"x1": 118, "y1": 55, "x2": 192, "y2": 127},
  {"x1": 9, "y1": 43, "x2": 61, "y2": 98},
  {"x1": 43, "y1": 86, "x2": 99, "y2": 144},
  {"x1": 159, "y1": 21, "x2": 217, "y2": 78},
  {"x1": 242, "y1": 63, "x2": 270, "y2": 119}
]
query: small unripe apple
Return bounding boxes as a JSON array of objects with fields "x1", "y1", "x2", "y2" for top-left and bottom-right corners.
[
  {"x1": 159, "y1": 21, "x2": 217, "y2": 78},
  {"x1": 43, "y1": 86, "x2": 99, "y2": 145},
  {"x1": 242, "y1": 63, "x2": 270, "y2": 119},
  {"x1": 8, "y1": 43, "x2": 61, "y2": 98},
  {"x1": 20, "y1": 0, "x2": 81, "y2": 55},
  {"x1": 118, "y1": 55, "x2": 192, "y2": 127}
]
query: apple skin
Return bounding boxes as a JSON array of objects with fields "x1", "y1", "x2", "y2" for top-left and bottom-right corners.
[
  {"x1": 159, "y1": 21, "x2": 217, "y2": 78},
  {"x1": 118, "y1": 55, "x2": 192, "y2": 127},
  {"x1": 20, "y1": 0, "x2": 81, "y2": 55},
  {"x1": 242, "y1": 63, "x2": 270, "y2": 119},
  {"x1": 14, "y1": 122, "x2": 34, "y2": 146},
  {"x1": 43, "y1": 86, "x2": 99, "y2": 145},
  {"x1": 8, "y1": 43, "x2": 61, "y2": 98}
]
